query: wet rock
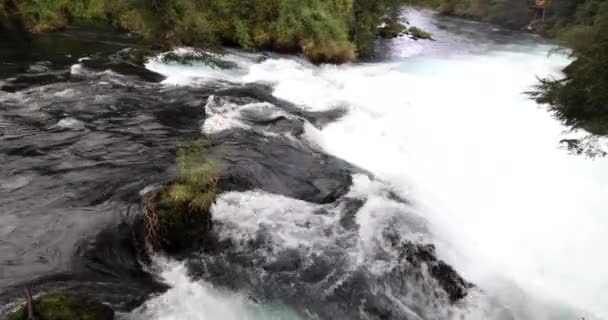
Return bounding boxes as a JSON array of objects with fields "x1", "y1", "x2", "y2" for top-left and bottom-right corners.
[
  {"x1": 1, "y1": 71, "x2": 70, "y2": 92},
  {"x1": 153, "y1": 201, "x2": 214, "y2": 255},
  {"x1": 264, "y1": 249, "x2": 302, "y2": 273},
  {"x1": 9, "y1": 292, "x2": 114, "y2": 320},
  {"x1": 211, "y1": 129, "x2": 355, "y2": 204},
  {"x1": 27, "y1": 61, "x2": 52, "y2": 74},
  {"x1": 80, "y1": 49, "x2": 166, "y2": 82},
  {"x1": 214, "y1": 84, "x2": 347, "y2": 129},
  {"x1": 398, "y1": 242, "x2": 472, "y2": 302}
]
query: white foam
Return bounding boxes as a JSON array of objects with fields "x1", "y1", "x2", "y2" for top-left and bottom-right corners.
[
  {"x1": 212, "y1": 191, "x2": 340, "y2": 250},
  {"x1": 145, "y1": 49, "x2": 255, "y2": 85},
  {"x1": 144, "y1": 27, "x2": 608, "y2": 320},
  {"x1": 238, "y1": 50, "x2": 608, "y2": 318},
  {"x1": 130, "y1": 258, "x2": 302, "y2": 320},
  {"x1": 56, "y1": 117, "x2": 85, "y2": 130},
  {"x1": 202, "y1": 95, "x2": 292, "y2": 135}
]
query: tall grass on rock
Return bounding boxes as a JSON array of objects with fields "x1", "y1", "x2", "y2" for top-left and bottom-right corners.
[{"x1": 145, "y1": 138, "x2": 219, "y2": 254}]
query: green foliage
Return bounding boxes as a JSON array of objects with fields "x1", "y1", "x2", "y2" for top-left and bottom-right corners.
[
  {"x1": 5, "y1": 0, "x2": 406, "y2": 62},
  {"x1": 9, "y1": 292, "x2": 114, "y2": 320},
  {"x1": 146, "y1": 138, "x2": 218, "y2": 253},
  {"x1": 408, "y1": 26, "x2": 432, "y2": 39},
  {"x1": 531, "y1": 1, "x2": 608, "y2": 136},
  {"x1": 437, "y1": 0, "x2": 532, "y2": 29},
  {"x1": 158, "y1": 139, "x2": 219, "y2": 213}
]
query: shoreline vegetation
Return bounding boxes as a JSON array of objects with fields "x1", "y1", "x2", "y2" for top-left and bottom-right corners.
[{"x1": 0, "y1": 0, "x2": 415, "y2": 63}]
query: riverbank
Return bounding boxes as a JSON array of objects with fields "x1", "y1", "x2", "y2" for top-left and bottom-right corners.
[{"x1": 0, "y1": 0, "x2": 411, "y2": 63}]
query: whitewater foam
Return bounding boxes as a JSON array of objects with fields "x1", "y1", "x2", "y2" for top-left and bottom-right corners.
[
  {"x1": 145, "y1": 15, "x2": 608, "y2": 320},
  {"x1": 130, "y1": 258, "x2": 303, "y2": 320}
]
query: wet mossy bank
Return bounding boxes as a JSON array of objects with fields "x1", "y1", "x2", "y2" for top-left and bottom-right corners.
[{"x1": 8, "y1": 293, "x2": 114, "y2": 320}]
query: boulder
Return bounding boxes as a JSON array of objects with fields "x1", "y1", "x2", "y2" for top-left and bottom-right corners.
[{"x1": 211, "y1": 129, "x2": 355, "y2": 204}]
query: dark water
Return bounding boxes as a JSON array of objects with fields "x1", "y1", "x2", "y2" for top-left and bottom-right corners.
[{"x1": 0, "y1": 27, "x2": 205, "y2": 312}]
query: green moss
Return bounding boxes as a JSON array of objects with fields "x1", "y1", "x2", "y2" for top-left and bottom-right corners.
[
  {"x1": 408, "y1": 26, "x2": 432, "y2": 39},
  {"x1": 146, "y1": 138, "x2": 219, "y2": 253},
  {"x1": 9, "y1": 292, "x2": 113, "y2": 320}
]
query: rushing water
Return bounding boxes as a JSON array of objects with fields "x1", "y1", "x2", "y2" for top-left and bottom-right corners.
[
  {"x1": 141, "y1": 9, "x2": 608, "y2": 320},
  {"x1": 2, "y1": 7, "x2": 607, "y2": 320}
]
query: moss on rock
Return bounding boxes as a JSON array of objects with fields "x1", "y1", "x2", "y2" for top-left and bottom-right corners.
[
  {"x1": 407, "y1": 26, "x2": 432, "y2": 39},
  {"x1": 145, "y1": 139, "x2": 218, "y2": 254},
  {"x1": 9, "y1": 292, "x2": 113, "y2": 320}
]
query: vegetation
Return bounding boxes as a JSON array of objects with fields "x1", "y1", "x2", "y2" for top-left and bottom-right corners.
[
  {"x1": 438, "y1": 0, "x2": 531, "y2": 29},
  {"x1": 145, "y1": 138, "x2": 219, "y2": 253},
  {"x1": 9, "y1": 292, "x2": 114, "y2": 320},
  {"x1": 530, "y1": 1, "x2": 608, "y2": 136},
  {"x1": 0, "y1": 0, "x2": 413, "y2": 62},
  {"x1": 408, "y1": 26, "x2": 433, "y2": 39}
]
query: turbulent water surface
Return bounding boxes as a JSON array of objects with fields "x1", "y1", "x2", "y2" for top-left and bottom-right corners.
[{"x1": 1, "y1": 8, "x2": 607, "y2": 320}]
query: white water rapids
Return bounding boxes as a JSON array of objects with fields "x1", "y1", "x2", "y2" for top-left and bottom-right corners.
[{"x1": 138, "y1": 9, "x2": 608, "y2": 320}]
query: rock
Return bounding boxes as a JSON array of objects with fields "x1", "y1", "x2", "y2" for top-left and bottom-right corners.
[
  {"x1": 210, "y1": 129, "x2": 355, "y2": 204},
  {"x1": 27, "y1": 62, "x2": 52, "y2": 74},
  {"x1": 398, "y1": 242, "x2": 472, "y2": 302},
  {"x1": 152, "y1": 199, "x2": 214, "y2": 255},
  {"x1": 80, "y1": 49, "x2": 166, "y2": 82},
  {"x1": 9, "y1": 292, "x2": 114, "y2": 320},
  {"x1": 214, "y1": 84, "x2": 347, "y2": 129},
  {"x1": 1, "y1": 71, "x2": 70, "y2": 92}
]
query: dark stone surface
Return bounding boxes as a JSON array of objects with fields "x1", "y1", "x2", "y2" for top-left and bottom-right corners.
[
  {"x1": 211, "y1": 129, "x2": 354, "y2": 204},
  {"x1": 81, "y1": 48, "x2": 166, "y2": 83}
]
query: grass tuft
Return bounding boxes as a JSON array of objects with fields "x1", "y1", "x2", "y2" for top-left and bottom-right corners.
[{"x1": 145, "y1": 138, "x2": 219, "y2": 252}]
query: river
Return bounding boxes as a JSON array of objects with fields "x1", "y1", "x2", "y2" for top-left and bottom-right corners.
[{"x1": 1, "y1": 8, "x2": 607, "y2": 320}]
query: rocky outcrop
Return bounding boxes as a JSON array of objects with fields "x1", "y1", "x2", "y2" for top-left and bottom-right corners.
[{"x1": 211, "y1": 129, "x2": 354, "y2": 204}]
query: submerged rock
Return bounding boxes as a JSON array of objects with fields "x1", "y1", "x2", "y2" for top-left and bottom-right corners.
[
  {"x1": 9, "y1": 292, "x2": 114, "y2": 320},
  {"x1": 81, "y1": 48, "x2": 166, "y2": 83}
]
